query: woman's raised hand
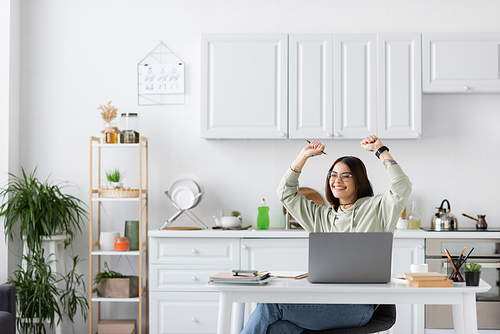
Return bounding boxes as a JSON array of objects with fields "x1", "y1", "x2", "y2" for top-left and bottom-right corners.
[
  {"x1": 302, "y1": 141, "x2": 326, "y2": 158},
  {"x1": 361, "y1": 135, "x2": 383, "y2": 152}
]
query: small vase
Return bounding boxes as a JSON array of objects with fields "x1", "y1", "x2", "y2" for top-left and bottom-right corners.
[
  {"x1": 124, "y1": 220, "x2": 140, "y2": 250},
  {"x1": 465, "y1": 271, "x2": 481, "y2": 286},
  {"x1": 100, "y1": 231, "x2": 120, "y2": 251}
]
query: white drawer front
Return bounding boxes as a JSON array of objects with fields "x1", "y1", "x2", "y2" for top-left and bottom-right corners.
[
  {"x1": 150, "y1": 292, "x2": 219, "y2": 334},
  {"x1": 150, "y1": 266, "x2": 233, "y2": 291},
  {"x1": 151, "y1": 237, "x2": 239, "y2": 265}
]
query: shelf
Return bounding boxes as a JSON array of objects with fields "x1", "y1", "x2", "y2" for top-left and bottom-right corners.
[
  {"x1": 91, "y1": 297, "x2": 140, "y2": 303},
  {"x1": 91, "y1": 197, "x2": 145, "y2": 202},
  {"x1": 91, "y1": 250, "x2": 141, "y2": 256},
  {"x1": 92, "y1": 142, "x2": 147, "y2": 148}
]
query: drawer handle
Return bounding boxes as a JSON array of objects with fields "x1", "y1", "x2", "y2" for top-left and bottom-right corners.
[
  {"x1": 191, "y1": 317, "x2": 198, "y2": 323},
  {"x1": 191, "y1": 248, "x2": 198, "y2": 254},
  {"x1": 241, "y1": 244, "x2": 247, "y2": 250},
  {"x1": 191, "y1": 276, "x2": 198, "y2": 281}
]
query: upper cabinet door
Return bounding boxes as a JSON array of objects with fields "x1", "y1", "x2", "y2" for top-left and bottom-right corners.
[
  {"x1": 378, "y1": 33, "x2": 422, "y2": 139},
  {"x1": 333, "y1": 34, "x2": 377, "y2": 139},
  {"x1": 201, "y1": 34, "x2": 288, "y2": 139},
  {"x1": 288, "y1": 34, "x2": 333, "y2": 139},
  {"x1": 423, "y1": 33, "x2": 500, "y2": 93}
]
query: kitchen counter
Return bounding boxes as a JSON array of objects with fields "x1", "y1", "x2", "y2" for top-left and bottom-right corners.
[{"x1": 148, "y1": 228, "x2": 500, "y2": 239}]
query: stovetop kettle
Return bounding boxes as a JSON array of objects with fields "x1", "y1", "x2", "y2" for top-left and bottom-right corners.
[{"x1": 431, "y1": 199, "x2": 458, "y2": 231}]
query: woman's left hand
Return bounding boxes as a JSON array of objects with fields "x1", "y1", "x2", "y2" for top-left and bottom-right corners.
[{"x1": 361, "y1": 135, "x2": 383, "y2": 152}]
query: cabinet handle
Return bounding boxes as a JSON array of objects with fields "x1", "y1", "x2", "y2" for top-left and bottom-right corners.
[
  {"x1": 334, "y1": 132, "x2": 340, "y2": 137},
  {"x1": 326, "y1": 132, "x2": 332, "y2": 137},
  {"x1": 191, "y1": 276, "x2": 198, "y2": 281},
  {"x1": 191, "y1": 317, "x2": 198, "y2": 323},
  {"x1": 415, "y1": 132, "x2": 421, "y2": 138},
  {"x1": 241, "y1": 244, "x2": 247, "y2": 250},
  {"x1": 280, "y1": 132, "x2": 286, "y2": 137},
  {"x1": 191, "y1": 248, "x2": 198, "y2": 254},
  {"x1": 464, "y1": 85, "x2": 470, "y2": 91},
  {"x1": 418, "y1": 245, "x2": 424, "y2": 249}
]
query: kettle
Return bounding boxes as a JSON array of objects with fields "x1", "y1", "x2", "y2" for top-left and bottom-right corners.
[{"x1": 431, "y1": 199, "x2": 458, "y2": 231}]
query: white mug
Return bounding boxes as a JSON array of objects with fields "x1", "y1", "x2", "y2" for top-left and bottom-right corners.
[
  {"x1": 100, "y1": 231, "x2": 120, "y2": 251},
  {"x1": 410, "y1": 263, "x2": 428, "y2": 273}
]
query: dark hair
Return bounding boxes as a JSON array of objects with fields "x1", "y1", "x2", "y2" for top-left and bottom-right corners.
[{"x1": 325, "y1": 156, "x2": 374, "y2": 209}]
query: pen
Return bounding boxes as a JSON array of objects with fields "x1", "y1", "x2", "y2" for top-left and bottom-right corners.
[
  {"x1": 453, "y1": 246, "x2": 467, "y2": 279},
  {"x1": 463, "y1": 247, "x2": 475, "y2": 262},
  {"x1": 306, "y1": 140, "x2": 327, "y2": 155}
]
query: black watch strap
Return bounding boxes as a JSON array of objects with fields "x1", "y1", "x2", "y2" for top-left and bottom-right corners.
[{"x1": 375, "y1": 146, "x2": 389, "y2": 159}]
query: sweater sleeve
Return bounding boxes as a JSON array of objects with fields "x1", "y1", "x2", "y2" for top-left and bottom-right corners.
[
  {"x1": 276, "y1": 168, "x2": 327, "y2": 232},
  {"x1": 377, "y1": 164, "x2": 412, "y2": 232}
]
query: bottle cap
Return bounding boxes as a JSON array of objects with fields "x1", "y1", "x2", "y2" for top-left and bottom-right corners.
[{"x1": 261, "y1": 198, "x2": 266, "y2": 205}]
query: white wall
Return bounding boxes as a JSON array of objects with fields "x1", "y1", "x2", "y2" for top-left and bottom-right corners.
[
  {"x1": 1, "y1": 0, "x2": 20, "y2": 284},
  {"x1": 16, "y1": 0, "x2": 500, "y2": 332}
]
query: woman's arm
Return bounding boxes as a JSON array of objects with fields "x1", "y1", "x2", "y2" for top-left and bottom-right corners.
[
  {"x1": 290, "y1": 141, "x2": 326, "y2": 173},
  {"x1": 360, "y1": 135, "x2": 397, "y2": 170}
]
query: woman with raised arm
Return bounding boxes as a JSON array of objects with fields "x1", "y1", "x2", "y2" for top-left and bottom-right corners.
[{"x1": 240, "y1": 135, "x2": 412, "y2": 334}]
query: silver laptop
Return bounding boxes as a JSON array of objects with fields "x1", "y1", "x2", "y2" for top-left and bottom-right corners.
[{"x1": 308, "y1": 232, "x2": 393, "y2": 284}]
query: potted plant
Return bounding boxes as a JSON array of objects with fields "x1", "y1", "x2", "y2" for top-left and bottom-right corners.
[
  {"x1": 105, "y1": 168, "x2": 126, "y2": 189},
  {"x1": 7, "y1": 251, "x2": 88, "y2": 333},
  {"x1": 0, "y1": 167, "x2": 89, "y2": 333},
  {"x1": 0, "y1": 167, "x2": 87, "y2": 250},
  {"x1": 464, "y1": 262, "x2": 482, "y2": 286},
  {"x1": 94, "y1": 262, "x2": 139, "y2": 298}
]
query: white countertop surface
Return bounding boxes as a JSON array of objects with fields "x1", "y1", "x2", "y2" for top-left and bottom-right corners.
[{"x1": 148, "y1": 228, "x2": 500, "y2": 239}]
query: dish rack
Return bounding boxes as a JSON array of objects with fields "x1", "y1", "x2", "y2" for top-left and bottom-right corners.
[{"x1": 161, "y1": 190, "x2": 207, "y2": 229}]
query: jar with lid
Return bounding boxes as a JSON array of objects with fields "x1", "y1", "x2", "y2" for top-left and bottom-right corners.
[
  {"x1": 119, "y1": 113, "x2": 140, "y2": 143},
  {"x1": 114, "y1": 237, "x2": 129, "y2": 251}
]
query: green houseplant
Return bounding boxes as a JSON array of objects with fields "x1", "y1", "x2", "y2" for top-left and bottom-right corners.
[
  {"x1": 7, "y1": 251, "x2": 88, "y2": 333},
  {"x1": 94, "y1": 262, "x2": 138, "y2": 298},
  {"x1": 0, "y1": 167, "x2": 89, "y2": 333},
  {"x1": 464, "y1": 261, "x2": 482, "y2": 286},
  {"x1": 0, "y1": 167, "x2": 87, "y2": 250},
  {"x1": 105, "y1": 168, "x2": 126, "y2": 189}
]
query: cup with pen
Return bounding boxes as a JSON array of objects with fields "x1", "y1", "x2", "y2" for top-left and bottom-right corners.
[{"x1": 445, "y1": 246, "x2": 474, "y2": 283}]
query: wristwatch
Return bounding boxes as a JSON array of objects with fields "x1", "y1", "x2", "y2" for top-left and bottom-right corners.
[{"x1": 375, "y1": 146, "x2": 389, "y2": 159}]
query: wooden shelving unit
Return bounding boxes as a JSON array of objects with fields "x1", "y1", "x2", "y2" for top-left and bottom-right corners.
[{"x1": 88, "y1": 136, "x2": 149, "y2": 334}]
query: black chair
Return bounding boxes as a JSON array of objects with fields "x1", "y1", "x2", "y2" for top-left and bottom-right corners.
[
  {"x1": 302, "y1": 304, "x2": 396, "y2": 334},
  {"x1": 0, "y1": 284, "x2": 16, "y2": 334}
]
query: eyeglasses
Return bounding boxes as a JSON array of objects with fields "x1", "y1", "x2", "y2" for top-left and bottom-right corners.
[{"x1": 328, "y1": 171, "x2": 353, "y2": 183}]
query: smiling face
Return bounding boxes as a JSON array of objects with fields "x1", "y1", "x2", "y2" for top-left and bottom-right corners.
[{"x1": 329, "y1": 162, "x2": 357, "y2": 204}]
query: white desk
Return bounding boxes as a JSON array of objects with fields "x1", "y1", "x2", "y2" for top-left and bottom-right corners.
[{"x1": 207, "y1": 279, "x2": 491, "y2": 334}]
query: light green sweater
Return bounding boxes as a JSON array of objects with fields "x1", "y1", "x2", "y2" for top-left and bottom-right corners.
[{"x1": 277, "y1": 164, "x2": 412, "y2": 233}]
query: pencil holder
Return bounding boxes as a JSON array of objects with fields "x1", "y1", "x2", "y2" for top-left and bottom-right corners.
[{"x1": 447, "y1": 258, "x2": 465, "y2": 282}]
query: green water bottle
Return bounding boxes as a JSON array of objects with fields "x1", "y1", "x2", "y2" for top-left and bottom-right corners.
[{"x1": 257, "y1": 198, "x2": 269, "y2": 230}]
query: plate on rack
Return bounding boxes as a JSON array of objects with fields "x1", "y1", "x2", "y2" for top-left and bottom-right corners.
[{"x1": 167, "y1": 175, "x2": 203, "y2": 209}]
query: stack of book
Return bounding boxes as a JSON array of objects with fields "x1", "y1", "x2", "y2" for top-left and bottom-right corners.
[
  {"x1": 404, "y1": 272, "x2": 453, "y2": 287},
  {"x1": 209, "y1": 271, "x2": 276, "y2": 285}
]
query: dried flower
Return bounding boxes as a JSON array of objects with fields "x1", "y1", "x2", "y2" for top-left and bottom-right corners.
[{"x1": 98, "y1": 101, "x2": 118, "y2": 123}]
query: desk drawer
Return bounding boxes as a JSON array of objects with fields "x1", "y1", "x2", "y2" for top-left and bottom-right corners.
[
  {"x1": 150, "y1": 266, "x2": 233, "y2": 291},
  {"x1": 150, "y1": 237, "x2": 239, "y2": 265}
]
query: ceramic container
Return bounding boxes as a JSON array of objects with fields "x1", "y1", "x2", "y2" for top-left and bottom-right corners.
[
  {"x1": 100, "y1": 231, "x2": 120, "y2": 251},
  {"x1": 221, "y1": 216, "x2": 242, "y2": 228}
]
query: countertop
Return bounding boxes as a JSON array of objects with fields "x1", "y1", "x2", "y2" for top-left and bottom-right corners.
[{"x1": 148, "y1": 228, "x2": 500, "y2": 239}]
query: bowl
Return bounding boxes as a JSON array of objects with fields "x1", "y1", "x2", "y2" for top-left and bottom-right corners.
[{"x1": 221, "y1": 216, "x2": 242, "y2": 228}]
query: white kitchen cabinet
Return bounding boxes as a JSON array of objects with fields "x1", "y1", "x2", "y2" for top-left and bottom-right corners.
[
  {"x1": 391, "y1": 238, "x2": 425, "y2": 334},
  {"x1": 240, "y1": 238, "x2": 309, "y2": 271},
  {"x1": 201, "y1": 33, "x2": 288, "y2": 139},
  {"x1": 149, "y1": 233, "x2": 425, "y2": 334},
  {"x1": 288, "y1": 34, "x2": 333, "y2": 139},
  {"x1": 423, "y1": 33, "x2": 500, "y2": 93},
  {"x1": 378, "y1": 34, "x2": 422, "y2": 139},
  {"x1": 333, "y1": 33, "x2": 378, "y2": 139},
  {"x1": 288, "y1": 33, "x2": 421, "y2": 140}
]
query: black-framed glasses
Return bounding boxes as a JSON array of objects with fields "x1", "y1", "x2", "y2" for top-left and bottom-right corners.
[{"x1": 328, "y1": 171, "x2": 353, "y2": 182}]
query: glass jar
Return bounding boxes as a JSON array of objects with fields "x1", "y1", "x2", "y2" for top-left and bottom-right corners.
[
  {"x1": 119, "y1": 113, "x2": 140, "y2": 143},
  {"x1": 114, "y1": 237, "x2": 129, "y2": 251},
  {"x1": 407, "y1": 201, "x2": 421, "y2": 229},
  {"x1": 103, "y1": 122, "x2": 119, "y2": 144}
]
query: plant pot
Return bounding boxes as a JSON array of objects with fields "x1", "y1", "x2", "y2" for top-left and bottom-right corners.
[
  {"x1": 96, "y1": 276, "x2": 139, "y2": 298},
  {"x1": 465, "y1": 271, "x2": 481, "y2": 286}
]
